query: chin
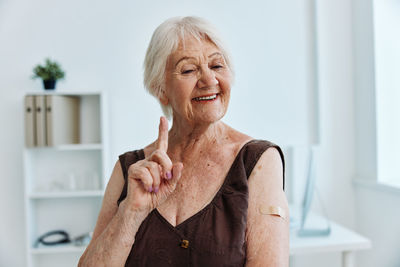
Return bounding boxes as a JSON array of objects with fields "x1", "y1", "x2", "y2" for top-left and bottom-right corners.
[{"x1": 196, "y1": 109, "x2": 227, "y2": 124}]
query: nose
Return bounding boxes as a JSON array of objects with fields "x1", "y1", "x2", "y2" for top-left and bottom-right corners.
[{"x1": 197, "y1": 67, "x2": 218, "y2": 89}]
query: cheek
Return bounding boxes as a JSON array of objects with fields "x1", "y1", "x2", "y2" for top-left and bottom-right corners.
[
  {"x1": 219, "y1": 80, "x2": 231, "y2": 97},
  {"x1": 217, "y1": 72, "x2": 232, "y2": 93},
  {"x1": 166, "y1": 81, "x2": 193, "y2": 108}
]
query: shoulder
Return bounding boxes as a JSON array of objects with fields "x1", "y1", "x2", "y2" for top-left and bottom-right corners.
[
  {"x1": 250, "y1": 144, "x2": 284, "y2": 177},
  {"x1": 117, "y1": 138, "x2": 162, "y2": 177},
  {"x1": 222, "y1": 123, "x2": 285, "y2": 186},
  {"x1": 222, "y1": 124, "x2": 283, "y2": 162},
  {"x1": 222, "y1": 122, "x2": 252, "y2": 143},
  {"x1": 119, "y1": 148, "x2": 145, "y2": 159},
  {"x1": 118, "y1": 148, "x2": 146, "y2": 178},
  {"x1": 244, "y1": 140, "x2": 285, "y2": 190}
]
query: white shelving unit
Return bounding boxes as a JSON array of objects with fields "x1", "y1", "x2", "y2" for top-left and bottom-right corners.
[{"x1": 23, "y1": 91, "x2": 109, "y2": 267}]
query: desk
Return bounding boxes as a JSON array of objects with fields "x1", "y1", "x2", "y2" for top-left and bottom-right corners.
[{"x1": 289, "y1": 213, "x2": 371, "y2": 267}]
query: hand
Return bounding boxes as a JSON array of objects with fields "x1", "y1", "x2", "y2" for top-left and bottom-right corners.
[{"x1": 124, "y1": 116, "x2": 183, "y2": 213}]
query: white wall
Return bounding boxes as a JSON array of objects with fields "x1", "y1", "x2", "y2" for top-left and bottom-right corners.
[
  {"x1": 0, "y1": 0, "x2": 363, "y2": 266},
  {"x1": 291, "y1": 0, "x2": 357, "y2": 265},
  {"x1": 0, "y1": 0, "x2": 316, "y2": 147}
]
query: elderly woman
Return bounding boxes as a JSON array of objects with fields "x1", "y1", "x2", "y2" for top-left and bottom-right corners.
[{"x1": 79, "y1": 16, "x2": 288, "y2": 267}]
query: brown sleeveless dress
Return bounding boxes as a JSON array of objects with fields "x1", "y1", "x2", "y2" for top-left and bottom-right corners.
[{"x1": 117, "y1": 140, "x2": 285, "y2": 267}]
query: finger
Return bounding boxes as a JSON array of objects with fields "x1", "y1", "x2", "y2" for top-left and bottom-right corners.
[
  {"x1": 158, "y1": 162, "x2": 183, "y2": 196},
  {"x1": 128, "y1": 164, "x2": 154, "y2": 192},
  {"x1": 149, "y1": 150, "x2": 173, "y2": 179},
  {"x1": 170, "y1": 162, "x2": 184, "y2": 185},
  {"x1": 156, "y1": 116, "x2": 169, "y2": 152},
  {"x1": 143, "y1": 161, "x2": 161, "y2": 193}
]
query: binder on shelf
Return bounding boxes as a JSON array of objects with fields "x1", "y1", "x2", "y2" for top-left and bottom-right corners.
[
  {"x1": 35, "y1": 95, "x2": 46, "y2": 147},
  {"x1": 45, "y1": 95, "x2": 80, "y2": 146},
  {"x1": 24, "y1": 95, "x2": 36, "y2": 147}
]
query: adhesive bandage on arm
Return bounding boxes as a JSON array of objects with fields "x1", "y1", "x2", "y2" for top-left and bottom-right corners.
[{"x1": 258, "y1": 205, "x2": 286, "y2": 220}]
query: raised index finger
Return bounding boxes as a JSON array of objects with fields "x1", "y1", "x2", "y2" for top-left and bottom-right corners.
[{"x1": 156, "y1": 116, "x2": 169, "y2": 152}]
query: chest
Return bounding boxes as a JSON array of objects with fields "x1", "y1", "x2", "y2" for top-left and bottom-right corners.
[{"x1": 157, "y1": 147, "x2": 237, "y2": 226}]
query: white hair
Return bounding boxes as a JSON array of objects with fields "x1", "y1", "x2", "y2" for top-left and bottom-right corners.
[{"x1": 143, "y1": 16, "x2": 234, "y2": 119}]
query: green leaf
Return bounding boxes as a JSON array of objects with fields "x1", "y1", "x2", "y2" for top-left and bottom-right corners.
[{"x1": 32, "y1": 58, "x2": 65, "y2": 81}]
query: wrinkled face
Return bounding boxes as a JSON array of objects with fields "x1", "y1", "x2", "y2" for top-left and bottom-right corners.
[{"x1": 162, "y1": 36, "x2": 232, "y2": 124}]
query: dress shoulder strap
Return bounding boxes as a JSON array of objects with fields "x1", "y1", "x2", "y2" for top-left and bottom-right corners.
[{"x1": 117, "y1": 149, "x2": 145, "y2": 205}]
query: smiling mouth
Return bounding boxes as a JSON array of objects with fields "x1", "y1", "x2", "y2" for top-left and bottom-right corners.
[{"x1": 193, "y1": 94, "x2": 219, "y2": 102}]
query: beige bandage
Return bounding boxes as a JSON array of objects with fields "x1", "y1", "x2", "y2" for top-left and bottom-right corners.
[{"x1": 259, "y1": 205, "x2": 286, "y2": 220}]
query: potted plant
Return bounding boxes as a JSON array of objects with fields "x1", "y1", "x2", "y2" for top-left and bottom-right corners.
[{"x1": 32, "y1": 58, "x2": 65, "y2": 90}]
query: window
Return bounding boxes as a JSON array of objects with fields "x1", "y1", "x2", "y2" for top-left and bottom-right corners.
[{"x1": 374, "y1": 0, "x2": 400, "y2": 186}]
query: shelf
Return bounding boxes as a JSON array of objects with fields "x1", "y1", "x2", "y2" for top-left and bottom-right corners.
[
  {"x1": 55, "y1": 143, "x2": 102, "y2": 150},
  {"x1": 24, "y1": 91, "x2": 108, "y2": 267},
  {"x1": 29, "y1": 190, "x2": 104, "y2": 199},
  {"x1": 25, "y1": 91, "x2": 103, "y2": 96},
  {"x1": 31, "y1": 244, "x2": 86, "y2": 255},
  {"x1": 26, "y1": 143, "x2": 102, "y2": 151}
]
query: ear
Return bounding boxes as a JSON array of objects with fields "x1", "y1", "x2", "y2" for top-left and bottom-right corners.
[{"x1": 159, "y1": 89, "x2": 169, "y2": 105}]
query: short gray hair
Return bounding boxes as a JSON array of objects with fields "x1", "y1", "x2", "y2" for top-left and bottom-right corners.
[{"x1": 143, "y1": 16, "x2": 234, "y2": 119}]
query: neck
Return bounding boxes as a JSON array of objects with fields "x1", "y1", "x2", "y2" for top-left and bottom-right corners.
[{"x1": 168, "y1": 117, "x2": 227, "y2": 152}]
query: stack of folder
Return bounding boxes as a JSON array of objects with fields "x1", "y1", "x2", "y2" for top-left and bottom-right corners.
[{"x1": 25, "y1": 95, "x2": 80, "y2": 147}]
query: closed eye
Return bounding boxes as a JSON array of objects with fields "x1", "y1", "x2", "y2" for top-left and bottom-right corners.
[
  {"x1": 211, "y1": 65, "x2": 223, "y2": 70},
  {"x1": 182, "y1": 69, "x2": 195, "y2": 74}
]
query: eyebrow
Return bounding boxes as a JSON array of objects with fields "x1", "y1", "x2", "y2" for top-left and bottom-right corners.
[
  {"x1": 175, "y1": 56, "x2": 195, "y2": 67},
  {"x1": 208, "y1": 52, "x2": 223, "y2": 59},
  {"x1": 174, "y1": 52, "x2": 224, "y2": 67}
]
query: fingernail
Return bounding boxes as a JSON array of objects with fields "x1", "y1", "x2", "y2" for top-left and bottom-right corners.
[
  {"x1": 154, "y1": 186, "x2": 159, "y2": 193},
  {"x1": 166, "y1": 172, "x2": 172, "y2": 179},
  {"x1": 148, "y1": 186, "x2": 153, "y2": 193}
]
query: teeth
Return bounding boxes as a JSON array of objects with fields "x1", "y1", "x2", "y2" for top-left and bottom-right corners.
[{"x1": 194, "y1": 94, "x2": 217, "y2": 101}]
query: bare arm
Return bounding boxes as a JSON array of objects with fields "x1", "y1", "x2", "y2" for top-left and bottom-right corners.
[
  {"x1": 245, "y1": 147, "x2": 289, "y2": 267},
  {"x1": 78, "y1": 160, "x2": 149, "y2": 267},
  {"x1": 79, "y1": 117, "x2": 183, "y2": 266}
]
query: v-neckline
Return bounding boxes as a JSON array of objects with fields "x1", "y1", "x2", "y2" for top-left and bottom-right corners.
[{"x1": 151, "y1": 139, "x2": 256, "y2": 230}]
